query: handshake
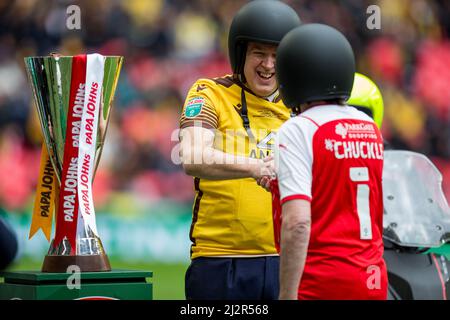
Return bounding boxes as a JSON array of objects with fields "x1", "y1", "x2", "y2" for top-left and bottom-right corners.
[{"x1": 253, "y1": 155, "x2": 276, "y2": 192}]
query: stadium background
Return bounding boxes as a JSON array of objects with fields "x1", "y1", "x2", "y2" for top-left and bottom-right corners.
[{"x1": 0, "y1": 0, "x2": 449, "y2": 299}]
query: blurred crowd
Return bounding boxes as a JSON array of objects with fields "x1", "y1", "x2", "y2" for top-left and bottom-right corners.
[{"x1": 0, "y1": 0, "x2": 449, "y2": 214}]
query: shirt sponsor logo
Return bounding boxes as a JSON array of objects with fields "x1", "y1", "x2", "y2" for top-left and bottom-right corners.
[
  {"x1": 185, "y1": 97, "x2": 204, "y2": 118},
  {"x1": 255, "y1": 109, "x2": 284, "y2": 119},
  {"x1": 335, "y1": 122, "x2": 377, "y2": 139},
  {"x1": 325, "y1": 139, "x2": 384, "y2": 160}
]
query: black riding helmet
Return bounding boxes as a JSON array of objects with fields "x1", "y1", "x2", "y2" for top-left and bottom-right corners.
[
  {"x1": 228, "y1": 0, "x2": 301, "y2": 81},
  {"x1": 276, "y1": 24, "x2": 355, "y2": 109}
]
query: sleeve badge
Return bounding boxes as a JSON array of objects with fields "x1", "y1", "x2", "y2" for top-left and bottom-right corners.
[{"x1": 184, "y1": 97, "x2": 204, "y2": 118}]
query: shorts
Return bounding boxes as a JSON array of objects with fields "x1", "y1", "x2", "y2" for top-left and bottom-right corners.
[{"x1": 185, "y1": 256, "x2": 279, "y2": 300}]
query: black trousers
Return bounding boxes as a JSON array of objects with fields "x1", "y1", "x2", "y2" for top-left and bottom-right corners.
[
  {"x1": 185, "y1": 256, "x2": 279, "y2": 300},
  {"x1": 0, "y1": 216, "x2": 18, "y2": 270}
]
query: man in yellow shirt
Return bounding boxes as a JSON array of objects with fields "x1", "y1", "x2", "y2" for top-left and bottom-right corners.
[{"x1": 179, "y1": 0, "x2": 301, "y2": 299}]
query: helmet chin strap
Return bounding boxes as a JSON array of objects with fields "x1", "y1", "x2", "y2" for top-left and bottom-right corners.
[{"x1": 240, "y1": 88, "x2": 255, "y2": 141}]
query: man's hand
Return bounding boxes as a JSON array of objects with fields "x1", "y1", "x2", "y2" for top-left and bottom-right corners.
[
  {"x1": 255, "y1": 155, "x2": 275, "y2": 191},
  {"x1": 257, "y1": 176, "x2": 272, "y2": 191}
]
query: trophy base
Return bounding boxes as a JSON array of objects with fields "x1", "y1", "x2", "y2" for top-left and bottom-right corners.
[{"x1": 41, "y1": 254, "x2": 111, "y2": 273}]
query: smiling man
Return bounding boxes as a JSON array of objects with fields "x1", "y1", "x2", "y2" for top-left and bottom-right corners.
[
  {"x1": 243, "y1": 42, "x2": 277, "y2": 97},
  {"x1": 179, "y1": 0, "x2": 301, "y2": 300}
]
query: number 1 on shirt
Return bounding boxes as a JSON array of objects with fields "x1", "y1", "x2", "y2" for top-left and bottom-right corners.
[{"x1": 350, "y1": 167, "x2": 372, "y2": 240}]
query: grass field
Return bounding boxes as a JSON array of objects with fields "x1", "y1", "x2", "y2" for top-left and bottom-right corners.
[{"x1": 5, "y1": 257, "x2": 189, "y2": 300}]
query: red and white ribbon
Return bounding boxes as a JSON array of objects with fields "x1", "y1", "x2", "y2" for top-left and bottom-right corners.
[
  {"x1": 54, "y1": 54, "x2": 87, "y2": 252},
  {"x1": 77, "y1": 53, "x2": 105, "y2": 236}
]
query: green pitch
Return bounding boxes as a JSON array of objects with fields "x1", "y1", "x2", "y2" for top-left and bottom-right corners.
[{"x1": 4, "y1": 257, "x2": 188, "y2": 300}]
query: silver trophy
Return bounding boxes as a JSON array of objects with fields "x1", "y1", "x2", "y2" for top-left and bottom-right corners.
[{"x1": 25, "y1": 55, "x2": 123, "y2": 272}]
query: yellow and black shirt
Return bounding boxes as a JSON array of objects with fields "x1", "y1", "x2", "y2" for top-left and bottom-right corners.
[{"x1": 180, "y1": 75, "x2": 290, "y2": 259}]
